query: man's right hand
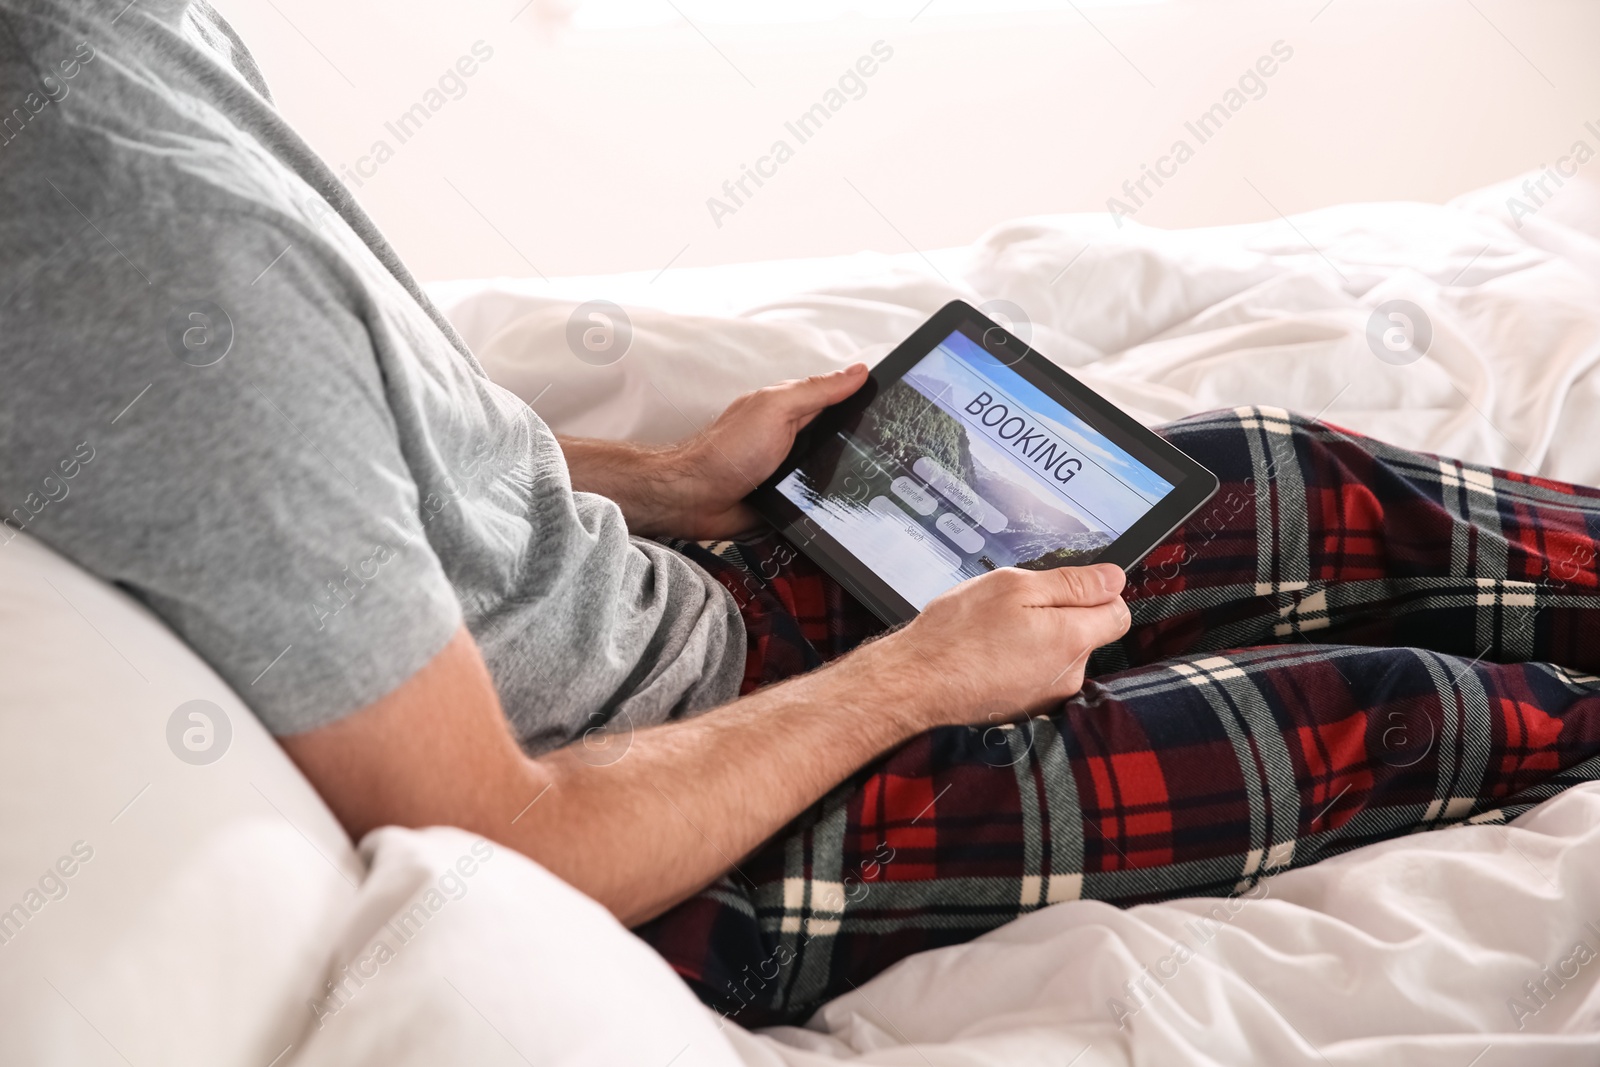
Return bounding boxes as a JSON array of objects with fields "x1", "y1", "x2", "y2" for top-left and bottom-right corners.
[{"x1": 871, "y1": 562, "x2": 1132, "y2": 733}]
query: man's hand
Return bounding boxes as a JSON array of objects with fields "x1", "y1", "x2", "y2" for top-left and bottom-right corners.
[
  {"x1": 873, "y1": 562, "x2": 1132, "y2": 731},
  {"x1": 559, "y1": 363, "x2": 869, "y2": 540},
  {"x1": 278, "y1": 561, "x2": 1131, "y2": 928}
]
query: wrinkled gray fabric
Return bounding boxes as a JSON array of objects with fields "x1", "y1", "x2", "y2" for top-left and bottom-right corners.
[{"x1": 0, "y1": 0, "x2": 744, "y2": 751}]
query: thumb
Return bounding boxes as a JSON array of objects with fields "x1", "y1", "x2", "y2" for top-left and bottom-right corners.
[
  {"x1": 783, "y1": 363, "x2": 869, "y2": 421},
  {"x1": 1025, "y1": 563, "x2": 1125, "y2": 607}
]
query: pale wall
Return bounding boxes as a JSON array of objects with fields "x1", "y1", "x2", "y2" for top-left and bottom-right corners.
[{"x1": 210, "y1": 0, "x2": 1600, "y2": 281}]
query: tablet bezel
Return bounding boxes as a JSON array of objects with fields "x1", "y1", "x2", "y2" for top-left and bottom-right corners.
[{"x1": 748, "y1": 299, "x2": 1220, "y2": 627}]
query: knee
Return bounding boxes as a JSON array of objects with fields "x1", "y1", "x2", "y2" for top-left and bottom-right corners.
[
  {"x1": 1230, "y1": 405, "x2": 1334, "y2": 451},
  {"x1": 1158, "y1": 404, "x2": 1328, "y2": 485},
  {"x1": 1163, "y1": 404, "x2": 1318, "y2": 439}
]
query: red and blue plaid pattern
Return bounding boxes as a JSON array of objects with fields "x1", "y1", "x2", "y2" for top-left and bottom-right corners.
[{"x1": 642, "y1": 407, "x2": 1600, "y2": 1028}]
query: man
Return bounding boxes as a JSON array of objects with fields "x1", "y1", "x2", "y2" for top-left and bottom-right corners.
[{"x1": 5, "y1": 0, "x2": 1600, "y2": 1028}]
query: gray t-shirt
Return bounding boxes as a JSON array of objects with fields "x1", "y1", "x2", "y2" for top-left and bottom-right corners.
[{"x1": 0, "y1": 0, "x2": 744, "y2": 753}]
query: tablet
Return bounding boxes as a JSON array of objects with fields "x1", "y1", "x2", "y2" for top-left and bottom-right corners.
[{"x1": 749, "y1": 300, "x2": 1219, "y2": 626}]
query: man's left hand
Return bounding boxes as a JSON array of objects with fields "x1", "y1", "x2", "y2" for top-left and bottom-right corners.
[{"x1": 559, "y1": 363, "x2": 870, "y2": 540}]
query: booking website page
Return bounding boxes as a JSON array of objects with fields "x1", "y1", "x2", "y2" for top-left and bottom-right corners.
[{"x1": 776, "y1": 330, "x2": 1175, "y2": 608}]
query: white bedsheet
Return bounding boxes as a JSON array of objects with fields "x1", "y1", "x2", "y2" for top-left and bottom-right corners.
[
  {"x1": 431, "y1": 172, "x2": 1600, "y2": 485},
  {"x1": 418, "y1": 173, "x2": 1600, "y2": 1065},
  {"x1": 733, "y1": 781, "x2": 1600, "y2": 1065}
]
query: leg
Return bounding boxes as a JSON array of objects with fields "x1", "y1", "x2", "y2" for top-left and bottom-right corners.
[
  {"x1": 1097, "y1": 406, "x2": 1600, "y2": 672},
  {"x1": 637, "y1": 643, "x2": 1600, "y2": 1027},
  {"x1": 641, "y1": 410, "x2": 1600, "y2": 1025}
]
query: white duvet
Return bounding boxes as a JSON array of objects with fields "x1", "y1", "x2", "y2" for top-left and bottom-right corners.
[
  {"x1": 295, "y1": 785, "x2": 1600, "y2": 1067},
  {"x1": 429, "y1": 171, "x2": 1600, "y2": 1065},
  {"x1": 433, "y1": 172, "x2": 1600, "y2": 486},
  {"x1": 735, "y1": 784, "x2": 1600, "y2": 1066}
]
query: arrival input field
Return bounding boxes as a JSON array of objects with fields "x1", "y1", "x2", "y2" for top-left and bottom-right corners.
[{"x1": 935, "y1": 512, "x2": 985, "y2": 554}]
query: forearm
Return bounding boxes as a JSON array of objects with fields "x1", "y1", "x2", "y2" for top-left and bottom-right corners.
[
  {"x1": 284, "y1": 565, "x2": 1127, "y2": 930},
  {"x1": 557, "y1": 434, "x2": 687, "y2": 537},
  {"x1": 502, "y1": 641, "x2": 923, "y2": 925}
]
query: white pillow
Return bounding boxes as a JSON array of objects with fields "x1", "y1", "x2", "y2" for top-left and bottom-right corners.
[
  {"x1": 0, "y1": 532, "x2": 359, "y2": 1066},
  {"x1": 0, "y1": 532, "x2": 746, "y2": 1067},
  {"x1": 291, "y1": 827, "x2": 746, "y2": 1067},
  {"x1": 461, "y1": 295, "x2": 900, "y2": 443}
]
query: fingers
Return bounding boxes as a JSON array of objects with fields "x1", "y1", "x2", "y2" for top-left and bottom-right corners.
[
  {"x1": 1039, "y1": 598, "x2": 1130, "y2": 697},
  {"x1": 1074, "y1": 595, "x2": 1132, "y2": 650},
  {"x1": 774, "y1": 363, "x2": 869, "y2": 423},
  {"x1": 1015, "y1": 563, "x2": 1125, "y2": 607}
]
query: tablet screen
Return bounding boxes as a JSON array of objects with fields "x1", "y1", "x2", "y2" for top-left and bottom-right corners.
[{"x1": 774, "y1": 329, "x2": 1177, "y2": 609}]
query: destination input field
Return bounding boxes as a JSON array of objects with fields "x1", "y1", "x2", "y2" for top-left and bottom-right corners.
[{"x1": 912, "y1": 456, "x2": 1008, "y2": 533}]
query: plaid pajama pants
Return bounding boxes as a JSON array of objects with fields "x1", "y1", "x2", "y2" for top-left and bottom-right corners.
[{"x1": 635, "y1": 406, "x2": 1600, "y2": 1028}]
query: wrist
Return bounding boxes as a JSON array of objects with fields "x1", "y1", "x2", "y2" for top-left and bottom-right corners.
[
  {"x1": 559, "y1": 434, "x2": 689, "y2": 538},
  {"x1": 827, "y1": 627, "x2": 943, "y2": 743},
  {"x1": 624, "y1": 443, "x2": 695, "y2": 538}
]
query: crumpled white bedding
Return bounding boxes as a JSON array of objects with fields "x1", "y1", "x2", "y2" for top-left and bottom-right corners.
[
  {"x1": 732, "y1": 781, "x2": 1600, "y2": 1065},
  {"x1": 431, "y1": 172, "x2": 1600, "y2": 485},
  {"x1": 6, "y1": 177, "x2": 1595, "y2": 1067},
  {"x1": 420, "y1": 172, "x2": 1600, "y2": 1065},
  {"x1": 298, "y1": 788, "x2": 1600, "y2": 1067}
]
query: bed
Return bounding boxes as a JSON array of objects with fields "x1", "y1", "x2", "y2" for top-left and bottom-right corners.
[
  {"x1": 434, "y1": 171, "x2": 1600, "y2": 488},
  {"x1": 2, "y1": 172, "x2": 1597, "y2": 1066}
]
